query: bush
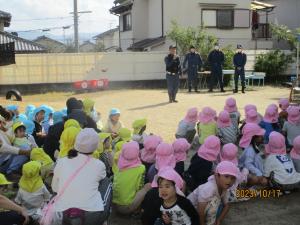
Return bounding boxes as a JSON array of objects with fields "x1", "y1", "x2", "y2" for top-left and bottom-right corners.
[{"x1": 254, "y1": 50, "x2": 294, "y2": 77}]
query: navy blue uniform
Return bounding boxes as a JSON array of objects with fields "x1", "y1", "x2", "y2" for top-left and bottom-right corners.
[
  {"x1": 233, "y1": 52, "x2": 247, "y2": 92},
  {"x1": 183, "y1": 52, "x2": 202, "y2": 92},
  {"x1": 164, "y1": 54, "x2": 181, "y2": 102},
  {"x1": 208, "y1": 50, "x2": 225, "y2": 91}
]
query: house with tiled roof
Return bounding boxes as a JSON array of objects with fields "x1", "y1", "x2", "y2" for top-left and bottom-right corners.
[
  {"x1": 93, "y1": 27, "x2": 120, "y2": 52},
  {"x1": 34, "y1": 36, "x2": 66, "y2": 53}
]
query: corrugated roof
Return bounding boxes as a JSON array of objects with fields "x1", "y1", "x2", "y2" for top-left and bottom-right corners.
[
  {"x1": 93, "y1": 28, "x2": 119, "y2": 39},
  {"x1": 0, "y1": 31, "x2": 47, "y2": 53},
  {"x1": 128, "y1": 37, "x2": 166, "y2": 51}
]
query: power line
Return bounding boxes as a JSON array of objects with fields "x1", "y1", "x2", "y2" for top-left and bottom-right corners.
[
  {"x1": 12, "y1": 16, "x2": 73, "y2": 22},
  {"x1": 11, "y1": 24, "x2": 74, "y2": 33}
]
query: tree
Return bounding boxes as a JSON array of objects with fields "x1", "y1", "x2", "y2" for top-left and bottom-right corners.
[
  {"x1": 270, "y1": 23, "x2": 299, "y2": 50},
  {"x1": 64, "y1": 39, "x2": 76, "y2": 53}
]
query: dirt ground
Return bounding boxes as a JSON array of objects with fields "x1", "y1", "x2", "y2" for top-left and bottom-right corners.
[{"x1": 1, "y1": 86, "x2": 300, "y2": 225}]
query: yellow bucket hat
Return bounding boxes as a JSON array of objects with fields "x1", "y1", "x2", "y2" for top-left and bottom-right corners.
[
  {"x1": 93, "y1": 133, "x2": 112, "y2": 159},
  {"x1": 12, "y1": 121, "x2": 26, "y2": 133},
  {"x1": 83, "y1": 98, "x2": 95, "y2": 115},
  {"x1": 132, "y1": 118, "x2": 147, "y2": 134},
  {"x1": 118, "y1": 128, "x2": 132, "y2": 142},
  {"x1": 59, "y1": 126, "x2": 81, "y2": 158},
  {"x1": 19, "y1": 161, "x2": 43, "y2": 193},
  {"x1": 0, "y1": 173, "x2": 12, "y2": 185},
  {"x1": 64, "y1": 119, "x2": 81, "y2": 129},
  {"x1": 30, "y1": 148, "x2": 53, "y2": 167}
]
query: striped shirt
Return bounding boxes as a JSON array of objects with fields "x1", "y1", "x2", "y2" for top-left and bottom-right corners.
[{"x1": 217, "y1": 125, "x2": 237, "y2": 144}]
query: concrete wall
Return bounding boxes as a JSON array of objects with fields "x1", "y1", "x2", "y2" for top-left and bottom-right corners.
[{"x1": 0, "y1": 50, "x2": 296, "y2": 85}]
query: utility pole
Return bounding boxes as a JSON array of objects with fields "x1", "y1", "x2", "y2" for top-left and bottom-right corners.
[{"x1": 73, "y1": 0, "x2": 79, "y2": 52}]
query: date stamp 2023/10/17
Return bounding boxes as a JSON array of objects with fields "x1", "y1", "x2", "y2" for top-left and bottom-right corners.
[{"x1": 236, "y1": 189, "x2": 281, "y2": 199}]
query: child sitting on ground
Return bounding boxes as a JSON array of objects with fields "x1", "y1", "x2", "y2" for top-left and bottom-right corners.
[
  {"x1": 217, "y1": 111, "x2": 238, "y2": 145},
  {"x1": 278, "y1": 98, "x2": 289, "y2": 128},
  {"x1": 132, "y1": 118, "x2": 148, "y2": 149},
  {"x1": 291, "y1": 135, "x2": 300, "y2": 172},
  {"x1": 58, "y1": 126, "x2": 81, "y2": 158},
  {"x1": 15, "y1": 161, "x2": 51, "y2": 222},
  {"x1": 32, "y1": 107, "x2": 47, "y2": 147},
  {"x1": 13, "y1": 121, "x2": 37, "y2": 150},
  {"x1": 224, "y1": 97, "x2": 240, "y2": 132},
  {"x1": 113, "y1": 141, "x2": 151, "y2": 215},
  {"x1": 239, "y1": 123, "x2": 268, "y2": 186},
  {"x1": 141, "y1": 135, "x2": 162, "y2": 173},
  {"x1": 259, "y1": 104, "x2": 281, "y2": 144},
  {"x1": 93, "y1": 133, "x2": 114, "y2": 177},
  {"x1": 147, "y1": 143, "x2": 176, "y2": 183},
  {"x1": 264, "y1": 132, "x2": 300, "y2": 191},
  {"x1": 282, "y1": 106, "x2": 300, "y2": 149},
  {"x1": 175, "y1": 108, "x2": 198, "y2": 144},
  {"x1": 186, "y1": 135, "x2": 221, "y2": 191},
  {"x1": 103, "y1": 108, "x2": 123, "y2": 138},
  {"x1": 30, "y1": 148, "x2": 54, "y2": 185},
  {"x1": 197, "y1": 107, "x2": 217, "y2": 145},
  {"x1": 172, "y1": 138, "x2": 191, "y2": 177},
  {"x1": 0, "y1": 173, "x2": 12, "y2": 198},
  {"x1": 188, "y1": 161, "x2": 239, "y2": 225},
  {"x1": 152, "y1": 167, "x2": 199, "y2": 225},
  {"x1": 219, "y1": 143, "x2": 249, "y2": 202}
]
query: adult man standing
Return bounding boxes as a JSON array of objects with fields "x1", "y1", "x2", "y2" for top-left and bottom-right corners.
[
  {"x1": 208, "y1": 44, "x2": 225, "y2": 93},
  {"x1": 183, "y1": 46, "x2": 203, "y2": 93},
  {"x1": 164, "y1": 45, "x2": 182, "y2": 103},
  {"x1": 233, "y1": 44, "x2": 247, "y2": 93}
]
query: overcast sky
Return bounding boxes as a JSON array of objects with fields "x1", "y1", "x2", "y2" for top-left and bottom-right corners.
[{"x1": 1, "y1": 0, "x2": 119, "y2": 41}]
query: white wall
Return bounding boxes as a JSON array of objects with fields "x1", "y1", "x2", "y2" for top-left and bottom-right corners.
[
  {"x1": 0, "y1": 50, "x2": 295, "y2": 85},
  {"x1": 148, "y1": 0, "x2": 162, "y2": 38},
  {"x1": 132, "y1": 0, "x2": 149, "y2": 40}
]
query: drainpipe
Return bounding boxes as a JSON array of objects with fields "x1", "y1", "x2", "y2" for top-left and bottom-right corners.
[{"x1": 161, "y1": 0, "x2": 164, "y2": 37}]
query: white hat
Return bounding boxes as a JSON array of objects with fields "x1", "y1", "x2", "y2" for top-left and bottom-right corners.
[{"x1": 74, "y1": 128, "x2": 99, "y2": 154}]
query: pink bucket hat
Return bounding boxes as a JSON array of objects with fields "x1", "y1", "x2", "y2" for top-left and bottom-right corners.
[
  {"x1": 217, "y1": 111, "x2": 232, "y2": 128},
  {"x1": 199, "y1": 107, "x2": 216, "y2": 124},
  {"x1": 278, "y1": 98, "x2": 289, "y2": 111},
  {"x1": 244, "y1": 104, "x2": 257, "y2": 114},
  {"x1": 155, "y1": 143, "x2": 176, "y2": 170},
  {"x1": 263, "y1": 105, "x2": 279, "y2": 123},
  {"x1": 239, "y1": 123, "x2": 265, "y2": 148},
  {"x1": 224, "y1": 97, "x2": 238, "y2": 113},
  {"x1": 197, "y1": 135, "x2": 221, "y2": 162},
  {"x1": 291, "y1": 136, "x2": 300, "y2": 160},
  {"x1": 172, "y1": 138, "x2": 191, "y2": 162},
  {"x1": 287, "y1": 106, "x2": 300, "y2": 125},
  {"x1": 141, "y1": 135, "x2": 162, "y2": 163},
  {"x1": 118, "y1": 141, "x2": 141, "y2": 170},
  {"x1": 152, "y1": 166, "x2": 184, "y2": 196},
  {"x1": 220, "y1": 143, "x2": 238, "y2": 165},
  {"x1": 265, "y1": 132, "x2": 286, "y2": 155},
  {"x1": 215, "y1": 161, "x2": 239, "y2": 178},
  {"x1": 183, "y1": 107, "x2": 198, "y2": 124},
  {"x1": 245, "y1": 109, "x2": 260, "y2": 124}
]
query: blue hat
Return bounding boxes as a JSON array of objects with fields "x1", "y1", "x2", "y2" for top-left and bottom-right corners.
[
  {"x1": 15, "y1": 114, "x2": 28, "y2": 123},
  {"x1": 109, "y1": 108, "x2": 121, "y2": 116},
  {"x1": 61, "y1": 108, "x2": 68, "y2": 117},
  {"x1": 6, "y1": 105, "x2": 18, "y2": 111},
  {"x1": 23, "y1": 119, "x2": 35, "y2": 135},
  {"x1": 53, "y1": 111, "x2": 64, "y2": 125},
  {"x1": 25, "y1": 105, "x2": 36, "y2": 117}
]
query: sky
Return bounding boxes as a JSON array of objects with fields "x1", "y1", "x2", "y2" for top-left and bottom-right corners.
[{"x1": 0, "y1": 0, "x2": 119, "y2": 42}]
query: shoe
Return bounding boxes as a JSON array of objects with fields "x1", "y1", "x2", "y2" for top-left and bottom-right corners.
[
  {"x1": 221, "y1": 89, "x2": 226, "y2": 93},
  {"x1": 233, "y1": 90, "x2": 238, "y2": 93},
  {"x1": 242, "y1": 90, "x2": 245, "y2": 94},
  {"x1": 208, "y1": 89, "x2": 213, "y2": 93},
  {"x1": 173, "y1": 100, "x2": 178, "y2": 103},
  {"x1": 188, "y1": 89, "x2": 192, "y2": 93}
]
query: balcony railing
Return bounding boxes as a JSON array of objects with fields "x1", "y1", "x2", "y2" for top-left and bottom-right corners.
[{"x1": 252, "y1": 23, "x2": 272, "y2": 39}]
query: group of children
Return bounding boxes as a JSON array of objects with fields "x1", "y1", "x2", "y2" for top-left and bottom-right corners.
[{"x1": 1, "y1": 95, "x2": 300, "y2": 225}]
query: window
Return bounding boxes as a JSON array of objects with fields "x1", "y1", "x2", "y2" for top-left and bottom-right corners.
[
  {"x1": 123, "y1": 13, "x2": 132, "y2": 31},
  {"x1": 202, "y1": 10, "x2": 216, "y2": 27},
  {"x1": 217, "y1": 9, "x2": 234, "y2": 29}
]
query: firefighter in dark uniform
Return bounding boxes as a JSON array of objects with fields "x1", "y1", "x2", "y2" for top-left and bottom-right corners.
[
  {"x1": 208, "y1": 44, "x2": 225, "y2": 93},
  {"x1": 164, "y1": 45, "x2": 182, "y2": 103},
  {"x1": 233, "y1": 44, "x2": 247, "y2": 93},
  {"x1": 183, "y1": 46, "x2": 203, "y2": 93}
]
